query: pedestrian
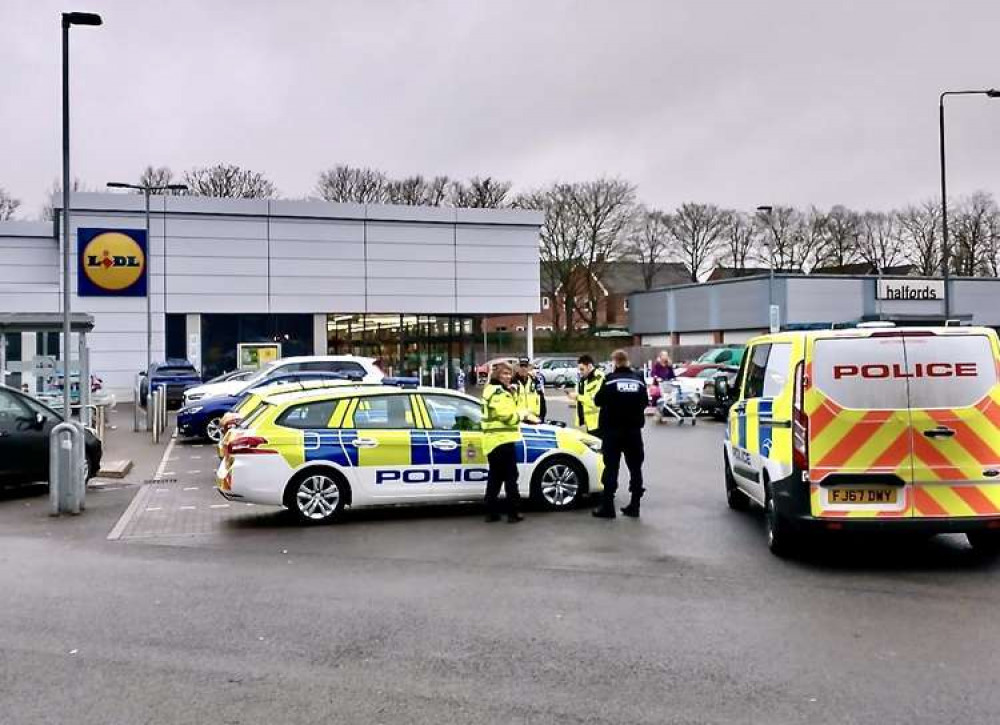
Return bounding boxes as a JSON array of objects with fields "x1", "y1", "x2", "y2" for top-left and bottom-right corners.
[
  {"x1": 481, "y1": 361, "x2": 539, "y2": 523},
  {"x1": 512, "y1": 357, "x2": 547, "y2": 421},
  {"x1": 567, "y1": 354, "x2": 605, "y2": 436},
  {"x1": 650, "y1": 350, "x2": 675, "y2": 383},
  {"x1": 592, "y1": 349, "x2": 650, "y2": 519}
]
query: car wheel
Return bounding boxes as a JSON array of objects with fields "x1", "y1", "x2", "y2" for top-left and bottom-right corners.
[
  {"x1": 204, "y1": 416, "x2": 224, "y2": 443},
  {"x1": 764, "y1": 476, "x2": 798, "y2": 558},
  {"x1": 532, "y1": 456, "x2": 586, "y2": 510},
  {"x1": 967, "y1": 531, "x2": 1000, "y2": 557},
  {"x1": 284, "y1": 469, "x2": 349, "y2": 525},
  {"x1": 724, "y1": 455, "x2": 750, "y2": 511}
]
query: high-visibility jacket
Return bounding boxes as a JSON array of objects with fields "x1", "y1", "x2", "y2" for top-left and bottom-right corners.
[
  {"x1": 576, "y1": 368, "x2": 605, "y2": 432},
  {"x1": 512, "y1": 374, "x2": 546, "y2": 420},
  {"x1": 481, "y1": 382, "x2": 522, "y2": 455}
]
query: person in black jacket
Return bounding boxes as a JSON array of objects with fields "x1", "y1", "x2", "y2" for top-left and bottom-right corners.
[{"x1": 592, "y1": 349, "x2": 650, "y2": 519}]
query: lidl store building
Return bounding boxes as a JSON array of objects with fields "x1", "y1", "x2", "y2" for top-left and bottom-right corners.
[
  {"x1": 629, "y1": 273, "x2": 1000, "y2": 347},
  {"x1": 0, "y1": 193, "x2": 543, "y2": 400}
]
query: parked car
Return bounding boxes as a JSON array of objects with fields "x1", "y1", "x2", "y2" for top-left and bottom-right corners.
[
  {"x1": 675, "y1": 345, "x2": 745, "y2": 377},
  {"x1": 202, "y1": 369, "x2": 256, "y2": 385},
  {"x1": 0, "y1": 385, "x2": 102, "y2": 485},
  {"x1": 184, "y1": 356, "x2": 382, "y2": 405},
  {"x1": 177, "y1": 371, "x2": 352, "y2": 441},
  {"x1": 535, "y1": 357, "x2": 579, "y2": 387},
  {"x1": 699, "y1": 365, "x2": 740, "y2": 420},
  {"x1": 671, "y1": 365, "x2": 730, "y2": 403},
  {"x1": 139, "y1": 359, "x2": 203, "y2": 408}
]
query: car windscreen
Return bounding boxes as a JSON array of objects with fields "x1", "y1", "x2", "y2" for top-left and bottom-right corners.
[
  {"x1": 240, "y1": 402, "x2": 271, "y2": 428},
  {"x1": 157, "y1": 365, "x2": 198, "y2": 376}
]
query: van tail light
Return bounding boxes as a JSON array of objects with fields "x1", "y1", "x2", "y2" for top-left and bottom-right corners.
[
  {"x1": 792, "y1": 360, "x2": 809, "y2": 470},
  {"x1": 226, "y1": 435, "x2": 277, "y2": 456}
]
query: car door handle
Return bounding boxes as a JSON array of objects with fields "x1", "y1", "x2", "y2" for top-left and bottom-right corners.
[
  {"x1": 431, "y1": 440, "x2": 460, "y2": 451},
  {"x1": 350, "y1": 438, "x2": 379, "y2": 448},
  {"x1": 923, "y1": 427, "x2": 955, "y2": 439},
  {"x1": 760, "y1": 418, "x2": 791, "y2": 428},
  {"x1": 732, "y1": 403, "x2": 746, "y2": 414}
]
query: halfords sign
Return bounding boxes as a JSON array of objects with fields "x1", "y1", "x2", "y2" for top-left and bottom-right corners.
[
  {"x1": 77, "y1": 228, "x2": 147, "y2": 297},
  {"x1": 876, "y1": 279, "x2": 944, "y2": 301}
]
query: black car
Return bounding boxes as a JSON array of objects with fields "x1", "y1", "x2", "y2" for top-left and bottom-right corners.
[
  {"x1": 700, "y1": 365, "x2": 740, "y2": 421},
  {"x1": 139, "y1": 359, "x2": 203, "y2": 408},
  {"x1": 0, "y1": 385, "x2": 102, "y2": 485}
]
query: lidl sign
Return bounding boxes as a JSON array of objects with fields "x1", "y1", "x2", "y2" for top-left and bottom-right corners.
[{"x1": 78, "y1": 228, "x2": 147, "y2": 297}]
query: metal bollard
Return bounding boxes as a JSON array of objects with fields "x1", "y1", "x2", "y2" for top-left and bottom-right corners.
[
  {"x1": 49, "y1": 422, "x2": 85, "y2": 516},
  {"x1": 151, "y1": 388, "x2": 161, "y2": 444},
  {"x1": 160, "y1": 387, "x2": 168, "y2": 435}
]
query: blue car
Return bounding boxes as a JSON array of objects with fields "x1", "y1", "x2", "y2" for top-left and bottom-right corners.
[
  {"x1": 140, "y1": 359, "x2": 202, "y2": 409},
  {"x1": 177, "y1": 371, "x2": 356, "y2": 441}
]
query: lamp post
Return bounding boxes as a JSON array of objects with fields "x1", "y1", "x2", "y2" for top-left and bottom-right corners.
[
  {"x1": 756, "y1": 204, "x2": 776, "y2": 312},
  {"x1": 106, "y1": 181, "x2": 188, "y2": 370},
  {"x1": 61, "y1": 11, "x2": 102, "y2": 422},
  {"x1": 938, "y1": 89, "x2": 1000, "y2": 319}
]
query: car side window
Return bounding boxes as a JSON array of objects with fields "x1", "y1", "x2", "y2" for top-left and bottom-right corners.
[
  {"x1": 348, "y1": 395, "x2": 415, "y2": 429},
  {"x1": 743, "y1": 344, "x2": 771, "y2": 399},
  {"x1": 422, "y1": 395, "x2": 482, "y2": 431},
  {"x1": 762, "y1": 343, "x2": 793, "y2": 398},
  {"x1": 276, "y1": 400, "x2": 339, "y2": 430},
  {"x1": 0, "y1": 389, "x2": 28, "y2": 427}
]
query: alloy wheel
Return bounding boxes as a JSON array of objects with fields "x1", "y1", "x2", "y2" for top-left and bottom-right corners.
[
  {"x1": 539, "y1": 463, "x2": 580, "y2": 508},
  {"x1": 295, "y1": 474, "x2": 341, "y2": 521}
]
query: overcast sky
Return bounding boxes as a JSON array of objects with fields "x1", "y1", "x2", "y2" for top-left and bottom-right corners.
[{"x1": 2, "y1": 0, "x2": 998, "y2": 218}]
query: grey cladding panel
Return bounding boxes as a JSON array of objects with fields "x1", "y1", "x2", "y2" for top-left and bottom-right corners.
[{"x1": 786, "y1": 278, "x2": 864, "y2": 324}]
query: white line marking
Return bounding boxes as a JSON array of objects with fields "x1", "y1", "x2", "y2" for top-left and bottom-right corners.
[
  {"x1": 188, "y1": 470, "x2": 202, "y2": 474},
  {"x1": 210, "y1": 504, "x2": 230, "y2": 509},
  {"x1": 183, "y1": 486, "x2": 199, "y2": 491},
  {"x1": 179, "y1": 505, "x2": 197, "y2": 510},
  {"x1": 191, "y1": 455, "x2": 202, "y2": 460},
  {"x1": 245, "y1": 503, "x2": 255, "y2": 506},
  {"x1": 155, "y1": 489, "x2": 168, "y2": 493},
  {"x1": 191, "y1": 445, "x2": 204, "y2": 448},
  {"x1": 145, "y1": 507, "x2": 162, "y2": 512},
  {"x1": 161, "y1": 471, "x2": 176, "y2": 477},
  {"x1": 153, "y1": 434, "x2": 178, "y2": 481}
]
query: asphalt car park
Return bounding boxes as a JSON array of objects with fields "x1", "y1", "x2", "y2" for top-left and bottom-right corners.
[{"x1": 4, "y1": 399, "x2": 1000, "y2": 724}]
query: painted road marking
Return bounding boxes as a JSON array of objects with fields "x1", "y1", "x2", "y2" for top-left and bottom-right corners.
[
  {"x1": 191, "y1": 455, "x2": 202, "y2": 460},
  {"x1": 210, "y1": 504, "x2": 230, "y2": 509},
  {"x1": 180, "y1": 505, "x2": 197, "y2": 510},
  {"x1": 183, "y1": 486, "x2": 199, "y2": 491},
  {"x1": 188, "y1": 470, "x2": 202, "y2": 474},
  {"x1": 145, "y1": 507, "x2": 162, "y2": 512}
]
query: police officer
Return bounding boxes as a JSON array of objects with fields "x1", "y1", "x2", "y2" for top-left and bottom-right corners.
[
  {"x1": 482, "y1": 361, "x2": 539, "y2": 523},
  {"x1": 592, "y1": 349, "x2": 649, "y2": 519},
  {"x1": 512, "y1": 357, "x2": 547, "y2": 422},
  {"x1": 568, "y1": 354, "x2": 605, "y2": 436}
]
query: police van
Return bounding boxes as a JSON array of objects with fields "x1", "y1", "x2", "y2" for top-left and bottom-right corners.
[
  {"x1": 217, "y1": 385, "x2": 603, "y2": 523},
  {"x1": 723, "y1": 325, "x2": 1000, "y2": 556}
]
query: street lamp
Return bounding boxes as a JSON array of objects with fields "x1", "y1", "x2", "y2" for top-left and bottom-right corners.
[
  {"x1": 61, "y1": 11, "x2": 102, "y2": 421},
  {"x1": 938, "y1": 88, "x2": 1000, "y2": 319},
  {"x1": 106, "y1": 181, "x2": 188, "y2": 370}
]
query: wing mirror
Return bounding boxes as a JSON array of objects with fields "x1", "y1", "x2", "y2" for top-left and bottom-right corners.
[
  {"x1": 35, "y1": 412, "x2": 46, "y2": 429},
  {"x1": 714, "y1": 375, "x2": 731, "y2": 401}
]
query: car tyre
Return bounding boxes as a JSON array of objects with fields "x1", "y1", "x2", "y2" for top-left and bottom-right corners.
[
  {"x1": 724, "y1": 455, "x2": 750, "y2": 511},
  {"x1": 764, "y1": 476, "x2": 798, "y2": 558},
  {"x1": 966, "y1": 531, "x2": 1000, "y2": 557},
  {"x1": 204, "y1": 415, "x2": 224, "y2": 443},
  {"x1": 531, "y1": 455, "x2": 587, "y2": 511},
  {"x1": 284, "y1": 469, "x2": 349, "y2": 525}
]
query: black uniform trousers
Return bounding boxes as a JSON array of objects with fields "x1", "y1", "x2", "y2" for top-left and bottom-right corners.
[
  {"x1": 485, "y1": 442, "x2": 521, "y2": 514},
  {"x1": 600, "y1": 430, "x2": 645, "y2": 500}
]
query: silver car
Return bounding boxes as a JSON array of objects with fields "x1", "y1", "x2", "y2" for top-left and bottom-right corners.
[{"x1": 535, "y1": 357, "x2": 579, "y2": 387}]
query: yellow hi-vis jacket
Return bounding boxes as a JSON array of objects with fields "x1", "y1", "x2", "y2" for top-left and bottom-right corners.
[
  {"x1": 481, "y1": 382, "x2": 522, "y2": 455},
  {"x1": 513, "y1": 375, "x2": 544, "y2": 419},
  {"x1": 577, "y1": 368, "x2": 605, "y2": 432}
]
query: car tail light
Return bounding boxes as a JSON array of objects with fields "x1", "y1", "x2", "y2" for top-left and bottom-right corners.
[
  {"x1": 226, "y1": 435, "x2": 276, "y2": 456},
  {"x1": 792, "y1": 360, "x2": 809, "y2": 470}
]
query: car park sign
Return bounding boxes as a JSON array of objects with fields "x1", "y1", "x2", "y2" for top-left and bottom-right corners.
[{"x1": 77, "y1": 228, "x2": 147, "y2": 297}]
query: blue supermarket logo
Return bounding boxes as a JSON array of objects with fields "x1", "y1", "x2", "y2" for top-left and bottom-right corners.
[
  {"x1": 376, "y1": 467, "x2": 489, "y2": 485},
  {"x1": 77, "y1": 228, "x2": 148, "y2": 297}
]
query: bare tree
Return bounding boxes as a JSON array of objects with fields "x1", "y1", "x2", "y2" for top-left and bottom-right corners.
[
  {"x1": 717, "y1": 211, "x2": 759, "y2": 275},
  {"x1": 625, "y1": 206, "x2": 676, "y2": 289},
  {"x1": 137, "y1": 165, "x2": 180, "y2": 191},
  {"x1": 0, "y1": 187, "x2": 20, "y2": 221},
  {"x1": 570, "y1": 179, "x2": 636, "y2": 331},
  {"x1": 383, "y1": 175, "x2": 449, "y2": 206},
  {"x1": 984, "y1": 210, "x2": 1000, "y2": 277},
  {"x1": 952, "y1": 191, "x2": 997, "y2": 276},
  {"x1": 857, "y1": 211, "x2": 906, "y2": 273},
  {"x1": 316, "y1": 165, "x2": 387, "y2": 203},
  {"x1": 897, "y1": 201, "x2": 941, "y2": 276},
  {"x1": 815, "y1": 205, "x2": 861, "y2": 269},
  {"x1": 183, "y1": 164, "x2": 276, "y2": 199},
  {"x1": 669, "y1": 202, "x2": 729, "y2": 282},
  {"x1": 755, "y1": 205, "x2": 822, "y2": 272},
  {"x1": 41, "y1": 178, "x2": 87, "y2": 221},
  {"x1": 449, "y1": 177, "x2": 513, "y2": 208}
]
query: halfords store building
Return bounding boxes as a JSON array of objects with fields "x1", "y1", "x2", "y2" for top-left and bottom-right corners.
[
  {"x1": 0, "y1": 193, "x2": 542, "y2": 400},
  {"x1": 629, "y1": 273, "x2": 1000, "y2": 346}
]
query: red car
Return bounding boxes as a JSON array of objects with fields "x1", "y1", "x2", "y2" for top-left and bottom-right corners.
[{"x1": 674, "y1": 345, "x2": 745, "y2": 377}]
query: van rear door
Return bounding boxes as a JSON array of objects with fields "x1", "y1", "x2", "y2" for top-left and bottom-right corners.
[
  {"x1": 903, "y1": 332, "x2": 1000, "y2": 519},
  {"x1": 807, "y1": 335, "x2": 914, "y2": 519}
]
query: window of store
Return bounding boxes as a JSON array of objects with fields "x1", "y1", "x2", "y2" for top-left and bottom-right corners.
[
  {"x1": 166, "y1": 314, "x2": 186, "y2": 360},
  {"x1": 201, "y1": 314, "x2": 312, "y2": 379}
]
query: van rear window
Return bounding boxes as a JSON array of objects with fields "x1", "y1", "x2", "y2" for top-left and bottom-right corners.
[
  {"x1": 812, "y1": 337, "x2": 909, "y2": 410},
  {"x1": 903, "y1": 335, "x2": 996, "y2": 409},
  {"x1": 812, "y1": 334, "x2": 998, "y2": 411}
]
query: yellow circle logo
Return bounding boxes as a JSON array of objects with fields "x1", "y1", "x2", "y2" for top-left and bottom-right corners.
[{"x1": 81, "y1": 232, "x2": 145, "y2": 291}]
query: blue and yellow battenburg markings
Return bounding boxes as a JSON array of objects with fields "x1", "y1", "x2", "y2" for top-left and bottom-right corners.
[
  {"x1": 517, "y1": 427, "x2": 559, "y2": 463},
  {"x1": 757, "y1": 399, "x2": 773, "y2": 456}
]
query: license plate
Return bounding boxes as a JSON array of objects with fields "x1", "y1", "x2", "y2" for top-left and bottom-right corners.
[{"x1": 829, "y1": 487, "x2": 898, "y2": 504}]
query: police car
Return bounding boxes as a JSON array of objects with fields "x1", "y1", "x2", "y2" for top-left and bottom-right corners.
[
  {"x1": 724, "y1": 325, "x2": 1000, "y2": 557},
  {"x1": 217, "y1": 385, "x2": 604, "y2": 523}
]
